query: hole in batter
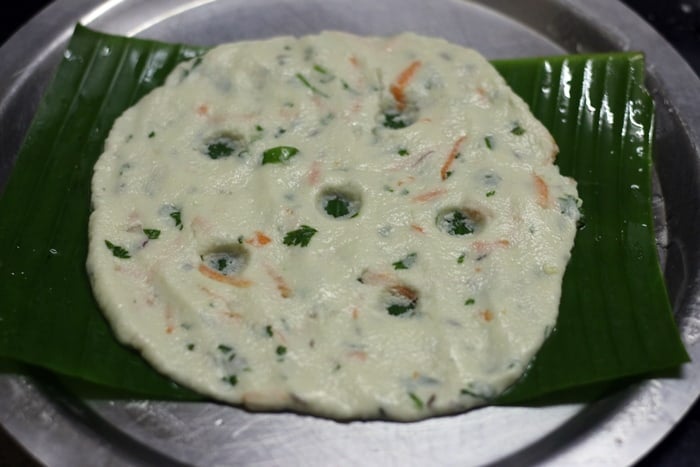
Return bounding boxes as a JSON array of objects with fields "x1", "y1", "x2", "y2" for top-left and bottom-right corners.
[
  {"x1": 318, "y1": 185, "x2": 362, "y2": 219},
  {"x1": 201, "y1": 244, "x2": 250, "y2": 275},
  {"x1": 202, "y1": 131, "x2": 247, "y2": 159},
  {"x1": 382, "y1": 284, "x2": 419, "y2": 317},
  {"x1": 436, "y1": 207, "x2": 485, "y2": 236}
]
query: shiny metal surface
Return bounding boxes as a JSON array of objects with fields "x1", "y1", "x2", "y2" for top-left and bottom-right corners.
[{"x1": 0, "y1": 0, "x2": 699, "y2": 465}]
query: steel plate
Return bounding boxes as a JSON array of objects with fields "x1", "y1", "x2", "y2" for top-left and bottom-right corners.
[{"x1": 1, "y1": 0, "x2": 699, "y2": 465}]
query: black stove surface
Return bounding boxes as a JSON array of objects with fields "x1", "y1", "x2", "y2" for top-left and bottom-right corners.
[{"x1": 0, "y1": 1, "x2": 698, "y2": 465}]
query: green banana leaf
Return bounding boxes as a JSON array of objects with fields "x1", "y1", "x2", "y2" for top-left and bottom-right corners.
[{"x1": 0, "y1": 24, "x2": 689, "y2": 404}]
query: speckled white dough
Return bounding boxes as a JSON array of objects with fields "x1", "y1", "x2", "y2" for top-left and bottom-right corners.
[{"x1": 87, "y1": 31, "x2": 580, "y2": 421}]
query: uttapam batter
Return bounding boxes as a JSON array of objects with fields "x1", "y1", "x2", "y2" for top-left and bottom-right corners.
[{"x1": 87, "y1": 31, "x2": 580, "y2": 420}]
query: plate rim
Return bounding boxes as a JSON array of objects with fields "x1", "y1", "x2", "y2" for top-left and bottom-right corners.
[{"x1": 1, "y1": 0, "x2": 699, "y2": 465}]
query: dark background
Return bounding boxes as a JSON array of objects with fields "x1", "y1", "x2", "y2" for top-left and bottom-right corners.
[{"x1": 1, "y1": 1, "x2": 699, "y2": 465}]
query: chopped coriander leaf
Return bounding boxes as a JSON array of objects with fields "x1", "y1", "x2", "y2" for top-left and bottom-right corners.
[
  {"x1": 262, "y1": 146, "x2": 300, "y2": 165},
  {"x1": 223, "y1": 375, "x2": 238, "y2": 386},
  {"x1": 341, "y1": 80, "x2": 351, "y2": 90},
  {"x1": 324, "y1": 196, "x2": 350, "y2": 218},
  {"x1": 210, "y1": 143, "x2": 233, "y2": 159},
  {"x1": 511, "y1": 124, "x2": 526, "y2": 135},
  {"x1": 320, "y1": 190, "x2": 361, "y2": 219},
  {"x1": 465, "y1": 298, "x2": 475, "y2": 306},
  {"x1": 206, "y1": 133, "x2": 247, "y2": 159},
  {"x1": 313, "y1": 65, "x2": 336, "y2": 83},
  {"x1": 105, "y1": 240, "x2": 130, "y2": 259},
  {"x1": 438, "y1": 210, "x2": 475, "y2": 236},
  {"x1": 143, "y1": 228, "x2": 160, "y2": 240},
  {"x1": 276, "y1": 345, "x2": 287, "y2": 356},
  {"x1": 388, "y1": 304, "x2": 413, "y2": 316},
  {"x1": 283, "y1": 225, "x2": 317, "y2": 247},
  {"x1": 392, "y1": 252, "x2": 417, "y2": 270},
  {"x1": 218, "y1": 344, "x2": 233, "y2": 353},
  {"x1": 409, "y1": 392, "x2": 424, "y2": 410},
  {"x1": 445, "y1": 171, "x2": 453, "y2": 179},
  {"x1": 148, "y1": 131, "x2": 155, "y2": 138},
  {"x1": 186, "y1": 343, "x2": 195, "y2": 351},
  {"x1": 169, "y1": 210, "x2": 183, "y2": 230},
  {"x1": 255, "y1": 124, "x2": 264, "y2": 132},
  {"x1": 484, "y1": 136, "x2": 494, "y2": 149},
  {"x1": 486, "y1": 190, "x2": 496, "y2": 197},
  {"x1": 313, "y1": 64, "x2": 329, "y2": 74},
  {"x1": 265, "y1": 325, "x2": 273, "y2": 337},
  {"x1": 383, "y1": 111, "x2": 409, "y2": 129},
  {"x1": 295, "y1": 73, "x2": 329, "y2": 97},
  {"x1": 457, "y1": 253, "x2": 465, "y2": 264},
  {"x1": 398, "y1": 148, "x2": 410, "y2": 156}
]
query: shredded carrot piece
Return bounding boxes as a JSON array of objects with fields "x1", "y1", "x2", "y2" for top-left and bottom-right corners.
[
  {"x1": 480, "y1": 309, "x2": 494, "y2": 322},
  {"x1": 246, "y1": 231, "x2": 271, "y2": 247},
  {"x1": 222, "y1": 311, "x2": 244, "y2": 322},
  {"x1": 349, "y1": 55, "x2": 359, "y2": 67},
  {"x1": 533, "y1": 174, "x2": 550, "y2": 207},
  {"x1": 440, "y1": 135, "x2": 467, "y2": 180},
  {"x1": 196, "y1": 104, "x2": 209, "y2": 116},
  {"x1": 359, "y1": 270, "x2": 394, "y2": 286},
  {"x1": 390, "y1": 60, "x2": 422, "y2": 111},
  {"x1": 200, "y1": 285, "x2": 227, "y2": 302},
  {"x1": 198, "y1": 264, "x2": 253, "y2": 287},
  {"x1": 273, "y1": 330, "x2": 288, "y2": 345},
  {"x1": 256, "y1": 232, "x2": 272, "y2": 245},
  {"x1": 389, "y1": 284, "x2": 418, "y2": 302},
  {"x1": 352, "y1": 308, "x2": 360, "y2": 320},
  {"x1": 410, "y1": 224, "x2": 425, "y2": 234},
  {"x1": 473, "y1": 239, "x2": 511, "y2": 255},
  {"x1": 165, "y1": 305, "x2": 175, "y2": 334},
  {"x1": 307, "y1": 161, "x2": 321, "y2": 185},
  {"x1": 348, "y1": 350, "x2": 368, "y2": 361},
  {"x1": 265, "y1": 266, "x2": 292, "y2": 298},
  {"x1": 412, "y1": 188, "x2": 447, "y2": 202},
  {"x1": 394, "y1": 61, "x2": 422, "y2": 89}
]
